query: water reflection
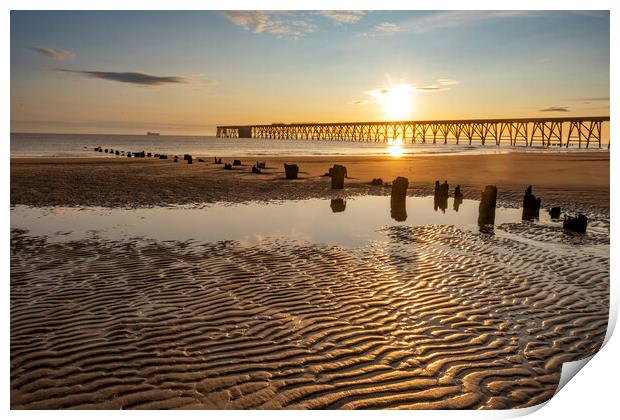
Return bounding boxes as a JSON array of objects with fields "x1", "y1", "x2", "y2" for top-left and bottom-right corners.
[
  {"x1": 390, "y1": 197, "x2": 407, "y2": 222},
  {"x1": 11, "y1": 196, "x2": 553, "y2": 248},
  {"x1": 330, "y1": 199, "x2": 346, "y2": 213}
]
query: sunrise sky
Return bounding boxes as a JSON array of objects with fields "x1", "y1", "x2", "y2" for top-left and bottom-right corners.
[{"x1": 10, "y1": 10, "x2": 610, "y2": 135}]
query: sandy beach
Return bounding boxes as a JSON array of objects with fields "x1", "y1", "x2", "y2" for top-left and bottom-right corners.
[
  {"x1": 10, "y1": 151, "x2": 610, "y2": 409},
  {"x1": 10, "y1": 152, "x2": 610, "y2": 210}
]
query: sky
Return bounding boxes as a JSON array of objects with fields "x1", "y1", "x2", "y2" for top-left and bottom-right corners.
[{"x1": 10, "y1": 10, "x2": 610, "y2": 135}]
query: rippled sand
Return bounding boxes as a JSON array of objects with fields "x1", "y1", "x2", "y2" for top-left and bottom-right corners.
[{"x1": 10, "y1": 220, "x2": 608, "y2": 409}]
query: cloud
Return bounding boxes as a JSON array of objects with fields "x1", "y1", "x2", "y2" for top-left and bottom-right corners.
[
  {"x1": 319, "y1": 11, "x2": 365, "y2": 24},
  {"x1": 55, "y1": 69, "x2": 193, "y2": 86},
  {"x1": 375, "y1": 22, "x2": 402, "y2": 34},
  {"x1": 353, "y1": 79, "x2": 458, "y2": 105},
  {"x1": 363, "y1": 11, "x2": 534, "y2": 37},
  {"x1": 572, "y1": 96, "x2": 610, "y2": 102},
  {"x1": 31, "y1": 46, "x2": 75, "y2": 61},
  {"x1": 539, "y1": 106, "x2": 570, "y2": 112},
  {"x1": 437, "y1": 79, "x2": 460, "y2": 86},
  {"x1": 222, "y1": 11, "x2": 317, "y2": 39}
]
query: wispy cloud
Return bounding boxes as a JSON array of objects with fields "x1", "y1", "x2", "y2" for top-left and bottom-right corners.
[
  {"x1": 31, "y1": 46, "x2": 75, "y2": 61},
  {"x1": 363, "y1": 11, "x2": 534, "y2": 37},
  {"x1": 352, "y1": 79, "x2": 459, "y2": 105},
  {"x1": 539, "y1": 106, "x2": 570, "y2": 112},
  {"x1": 222, "y1": 11, "x2": 317, "y2": 39},
  {"x1": 54, "y1": 69, "x2": 195, "y2": 86},
  {"x1": 319, "y1": 11, "x2": 365, "y2": 24},
  {"x1": 572, "y1": 96, "x2": 610, "y2": 102}
]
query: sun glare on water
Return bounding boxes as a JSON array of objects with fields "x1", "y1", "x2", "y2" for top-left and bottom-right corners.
[{"x1": 387, "y1": 139, "x2": 404, "y2": 157}]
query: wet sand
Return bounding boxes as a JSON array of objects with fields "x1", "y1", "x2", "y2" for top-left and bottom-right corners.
[
  {"x1": 10, "y1": 152, "x2": 609, "y2": 211},
  {"x1": 10, "y1": 152, "x2": 610, "y2": 409}
]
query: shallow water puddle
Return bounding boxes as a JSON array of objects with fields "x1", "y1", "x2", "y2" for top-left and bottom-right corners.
[{"x1": 10, "y1": 196, "x2": 572, "y2": 247}]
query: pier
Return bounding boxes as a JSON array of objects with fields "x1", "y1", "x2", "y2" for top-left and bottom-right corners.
[{"x1": 216, "y1": 117, "x2": 610, "y2": 148}]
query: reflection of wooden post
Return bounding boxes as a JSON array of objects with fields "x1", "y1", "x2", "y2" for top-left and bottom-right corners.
[
  {"x1": 390, "y1": 177, "x2": 408, "y2": 221},
  {"x1": 478, "y1": 185, "x2": 497, "y2": 226},
  {"x1": 330, "y1": 198, "x2": 346, "y2": 213},
  {"x1": 331, "y1": 165, "x2": 346, "y2": 189}
]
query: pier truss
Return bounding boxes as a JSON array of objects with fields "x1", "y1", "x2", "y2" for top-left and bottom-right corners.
[{"x1": 216, "y1": 117, "x2": 610, "y2": 148}]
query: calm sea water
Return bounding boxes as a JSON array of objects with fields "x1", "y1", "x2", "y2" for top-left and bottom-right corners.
[{"x1": 10, "y1": 132, "x2": 608, "y2": 158}]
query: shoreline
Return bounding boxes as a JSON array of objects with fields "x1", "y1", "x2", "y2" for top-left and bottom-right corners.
[{"x1": 10, "y1": 153, "x2": 609, "y2": 211}]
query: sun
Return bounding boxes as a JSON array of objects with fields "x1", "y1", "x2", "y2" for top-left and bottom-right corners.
[
  {"x1": 362, "y1": 82, "x2": 416, "y2": 121},
  {"x1": 381, "y1": 84, "x2": 414, "y2": 120}
]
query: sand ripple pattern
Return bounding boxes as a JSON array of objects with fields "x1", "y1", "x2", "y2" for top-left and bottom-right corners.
[{"x1": 11, "y1": 225, "x2": 608, "y2": 409}]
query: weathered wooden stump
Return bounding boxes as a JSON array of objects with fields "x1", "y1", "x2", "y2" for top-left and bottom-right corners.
[
  {"x1": 478, "y1": 185, "x2": 497, "y2": 226},
  {"x1": 330, "y1": 198, "x2": 346, "y2": 213},
  {"x1": 391, "y1": 177, "x2": 408, "y2": 200},
  {"x1": 563, "y1": 214, "x2": 588, "y2": 234},
  {"x1": 187, "y1": 155, "x2": 193, "y2": 164},
  {"x1": 284, "y1": 163, "x2": 299, "y2": 179},
  {"x1": 549, "y1": 207, "x2": 561, "y2": 219},
  {"x1": 183, "y1": 154, "x2": 190, "y2": 161},
  {"x1": 522, "y1": 185, "x2": 541, "y2": 220},
  {"x1": 331, "y1": 165, "x2": 347, "y2": 189}
]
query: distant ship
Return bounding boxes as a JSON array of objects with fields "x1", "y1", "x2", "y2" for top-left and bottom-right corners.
[{"x1": 146, "y1": 131, "x2": 160, "y2": 136}]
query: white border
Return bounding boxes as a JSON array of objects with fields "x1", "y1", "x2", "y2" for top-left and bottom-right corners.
[{"x1": 4, "y1": 1, "x2": 617, "y2": 418}]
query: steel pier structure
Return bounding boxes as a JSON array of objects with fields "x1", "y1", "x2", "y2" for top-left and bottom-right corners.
[{"x1": 216, "y1": 117, "x2": 610, "y2": 148}]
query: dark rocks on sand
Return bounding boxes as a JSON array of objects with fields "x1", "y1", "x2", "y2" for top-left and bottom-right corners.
[
  {"x1": 187, "y1": 156, "x2": 193, "y2": 164},
  {"x1": 126, "y1": 152, "x2": 132, "y2": 158},
  {"x1": 256, "y1": 161, "x2": 266, "y2": 169},
  {"x1": 331, "y1": 165, "x2": 347, "y2": 189},
  {"x1": 251, "y1": 166, "x2": 262, "y2": 174},
  {"x1": 198, "y1": 158, "x2": 204, "y2": 162},
  {"x1": 284, "y1": 163, "x2": 299, "y2": 179},
  {"x1": 549, "y1": 206, "x2": 561, "y2": 219},
  {"x1": 214, "y1": 157, "x2": 222, "y2": 164},
  {"x1": 147, "y1": 152, "x2": 152, "y2": 157},
  {"x1": 159, "y1": 154, "x2": 168, "y2": 159},
  {"x1": 224, "y1": 163, "x2": 233, "y2": 170},
  {"x1": 174, "y1": 158, "x2": 178, "y2": 162},
  {"x1": 183, "y1": 154, "x2": 191, "y2": 161},
  {"x1": 371, "y1": 178, "x2": 384, "y2": 186},
  {"x1": 330, "y1": 198, "x2": 346, "y2": 213},
  {"x1": 104, "y1": 149, "x2": 108, "y2": 153},
  {"x1": 478, "y1": 185, "x2": 497, "y2": 226},
  {"x1": 233, "y1": 159, "x2": 242, "y2": 166},
  {"x1": 522, "y1": 185, "x2": 541, "y2": 220},
  {"x1": 115, "y1": 150, "x2": 120, "y2": 155},
  {"x1": 154, "y1": 153, "x2": 159, "y2": 157},
  {"x1": 563, "y1": 214, "x2": 588, "y2": 234}
]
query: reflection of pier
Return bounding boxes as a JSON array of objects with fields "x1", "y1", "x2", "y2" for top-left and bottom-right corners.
[{"x1": 216, "y1": 117, "x2": 610, "y2": 148}]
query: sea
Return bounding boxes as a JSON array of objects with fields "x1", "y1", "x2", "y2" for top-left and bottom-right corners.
[{"x1": 10, "y1": 132, "x2": 609, "y2": 158}]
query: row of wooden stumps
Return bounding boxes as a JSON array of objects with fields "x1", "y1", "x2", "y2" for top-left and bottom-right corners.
[{"x1": 478, "y1": 184, "x2": 588, "y2": 234}]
